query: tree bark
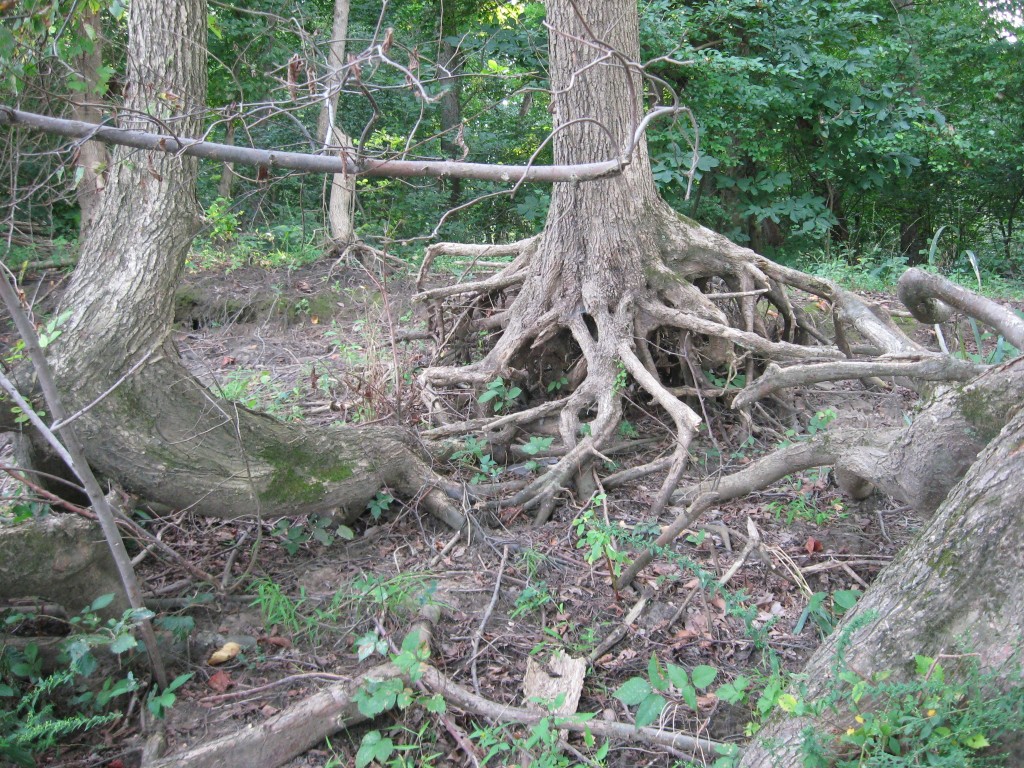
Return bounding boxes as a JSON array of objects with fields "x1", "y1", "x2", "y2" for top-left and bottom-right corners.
[
  {"x1": 69, "y1": 7, "x2": 110, "y2": 236},
  {"x1": 738, "y1": 392, "x2": 1024, "y2": 766},
  {"x1": 317, "y1": 0, "x2": 356, "y2": 248}
]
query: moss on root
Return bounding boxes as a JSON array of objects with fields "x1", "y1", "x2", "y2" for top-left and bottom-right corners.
[{"x1": 259, "y1": 442, "x2": 354, "y2": 504}]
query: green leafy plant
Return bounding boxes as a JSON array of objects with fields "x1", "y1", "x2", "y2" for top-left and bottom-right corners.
[
  {"x1": 366, "y1": 491, "x2": 394, "y2": 521},
  {"x1": 613, "y1": 360, "x2": 628, "y2": 394},
  {"x1": 478, "y1": 377, "x2": 521, "y2": 412},
  {"x1": 617, "y1": 419, "x2": 640, "y2": 439},
  {"x1": 472, "y1": 696, "x2": 608, "y2": 768},
  {"x1": 767, "y1": 494, "x2": 846, "y2": 526},
  {"x1": 613, "y1": 653, "x2": 719, "y2": 727},
  {"x1": 272, "y1": 514, "x2": 354, "y2": 555},
  {"x1": 352, "y1": 630, "x2": 446, "y2": 768},
  {"x1": 546, "y1": 375, "x2": 568, "y2": 393},
  {"x1": 510, "y1": 581, "x2": 556, "y2": 619},
  {"x1": 36, "y1": 309, "x2": 73, "y2": 349},
  {"x1": 451, "y1": 435, "x2": 504, "y2": 484},
  {"x1": 519, "y1": 435, "x2": 554, "y2": 472},
  {"x1": 572, "y1": 494, "x2": 630, "y2": 596},
  {"x1": 146, "y1": 673, "x2": 193, "y2": 719},
  {"x1": 0, "y1": 594, "x2": 186, "y2": 765},
  {"x1": 350, "y1": 573, "x2": 439, "y2": 620},
  {"x1": 794, "y1": 589, "x2": 861, "y2": 637}
]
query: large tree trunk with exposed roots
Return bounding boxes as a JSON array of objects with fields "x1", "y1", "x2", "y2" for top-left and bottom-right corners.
[
  {"x1": 420, "y1": 0, "x2": 897, "y2": 521},
  {"x1": 22, "y1": 0, "x2": 462, "y2": 530}
]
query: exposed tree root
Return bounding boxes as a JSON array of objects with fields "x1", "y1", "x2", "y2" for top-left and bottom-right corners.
[{"x1": 416, "y1": 199, "x2": 1024, "y2": 533}]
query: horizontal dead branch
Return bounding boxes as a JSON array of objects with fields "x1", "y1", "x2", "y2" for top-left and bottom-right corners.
[
  {"x1": 732, "y1": 355, "x2": 986, "y2": 409},
  {"x1": 1, "y1": 107, "x2": 623, "y2": 184}
]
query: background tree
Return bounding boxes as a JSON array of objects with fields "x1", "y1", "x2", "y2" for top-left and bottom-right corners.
[
  {"x1": 16, "y1": 0, "x2": 467, "y2": 529},
  {"x1": 317, "y1": 0, "x2": 356, "y2": 249}
]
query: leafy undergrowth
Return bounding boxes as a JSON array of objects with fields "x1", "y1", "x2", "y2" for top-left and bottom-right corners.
[{"x1": 4, "y1": 261, "x2": 1021, "y2": 767}]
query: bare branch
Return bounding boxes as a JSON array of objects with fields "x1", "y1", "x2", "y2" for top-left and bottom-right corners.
[{"x1": 0, "y1": 106, "x2": 624, "y2": 183}]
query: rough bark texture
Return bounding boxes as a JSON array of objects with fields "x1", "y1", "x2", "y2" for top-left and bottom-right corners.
[
  {"x1": 675, "y1": 358, "x2": 1024, "y2": 516},
  {"x1": 69, "y1": 7, "x2": 110, "y2": 236},
  {"x1": 34, "y1": 0, "x2": 460, "y2": 528},
  {"x1": 738, "y1": 392, "x2": 1024, "y2": 767}
]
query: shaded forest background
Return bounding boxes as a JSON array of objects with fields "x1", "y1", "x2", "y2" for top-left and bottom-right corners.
[{"x1": 5, "y1": 0, "x2": 1023, "y2": 286}]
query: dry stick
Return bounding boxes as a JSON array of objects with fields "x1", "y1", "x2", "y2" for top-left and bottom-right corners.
[
  {"x1": 0, "y1": 273, "x2": 168, "y2": 688},
  {"x1": 428, "y1": 528, "x2": 465, "y2": 568},
  {"x1": 716, "y1": 517, "x2": 761, "y2": 586},
  {"x1": 614, "y1": 493, "x2": 719, "y2": 592},
  {"x1": 587, "y1": 589, "x2": 651, "y2": 664},
  {"x1": 471, "y1": 545, "x2": 508, "y2": 695}
]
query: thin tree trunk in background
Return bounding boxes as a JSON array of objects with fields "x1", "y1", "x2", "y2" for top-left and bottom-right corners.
[
  {"x1": 70, "y1": 7, "x2": 110, "y2": 236},
  {"x1": 318, "y1": 0, "x2": 356, "y2": 248},
  {"x1": 217, "y1": 118, "x2": 235, "y2": 199},
  {"x1": 438, "y1": 34, "x2": 464, "y2": 205}
]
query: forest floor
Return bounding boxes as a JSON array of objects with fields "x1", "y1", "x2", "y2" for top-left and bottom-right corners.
[{"x1": 7, "y1": 255, "x2": 1006, "y2": 767}]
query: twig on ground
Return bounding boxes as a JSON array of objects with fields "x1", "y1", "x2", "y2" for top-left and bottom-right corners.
[{"x1": 471, "y1": 545, "x2": 508, "y2": 694}]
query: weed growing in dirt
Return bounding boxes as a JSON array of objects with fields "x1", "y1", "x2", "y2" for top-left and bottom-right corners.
[
  {"x1": 213, "y1": 368, "x2": 303, "y2": 419},
  {"x1": 478, "y1": 376, "x2": 521, "y2": 413},
  {"x1": 346, "y1": 629, "x2": 447, "y2": 768},
  {"x1": 471, "y1": 698, "x2": 610, "y2": 767},
  {"x1": 272, "y1": 514, "x2": 354, "y2": 555},
  {"x1": 0, "y1": 595, "x2": 192, "y2": 765},
  {"x1": 767, "y1": 494, "x2": 847, "y2": 526},
  {"x1": 451, "y1": 435, "x2": 504, "y2": 484},
  {"x1": 572, "y1": 494, "x2": 630, "y2": 594},
  {"x1": 350, "y1": 573, "x2": 440, "y2": 620}
]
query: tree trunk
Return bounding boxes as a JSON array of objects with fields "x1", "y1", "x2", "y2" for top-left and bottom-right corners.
[
  {"x1": 421, "y1": 0, "x2": 796, "y2": 517},
  {"x1": 39, "y1": 0, "x2": 462, "y2": 528},
  {"x1": 216, "y1": 118, "x2": 235, "y2": 200},
  {"x1": 70, "y1": 7, "x2": 110, "y2": 236},
  {"x1": 318, "y1": 0, "x2": 356, "y2": 248},
  {"x1": 437, "y1": 33, "x2": 464, "y2": 205},
  {"x1": 738, "y1": 391, "x2": 1024, "y2": 766}
]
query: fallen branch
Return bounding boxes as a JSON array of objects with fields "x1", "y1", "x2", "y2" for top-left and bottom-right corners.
[
  {"x1": 0, "y1": 107, "x2": 624, "y2": 184},
  {"x1": 144, "y1": 603, "x2": 736, "y2": 768}
]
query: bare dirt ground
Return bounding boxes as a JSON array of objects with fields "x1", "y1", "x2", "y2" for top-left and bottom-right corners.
[{"x1": 2, "y1": 258, "x2": 974, "y2": 767}]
